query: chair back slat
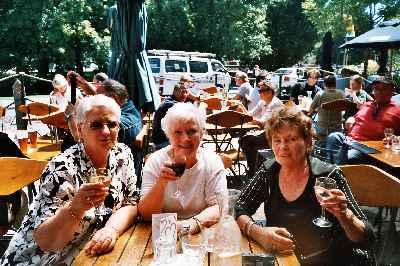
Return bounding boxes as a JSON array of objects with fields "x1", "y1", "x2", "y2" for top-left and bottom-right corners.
[
  {"x1": 0, "y1": 157, "x2": 47, "y2": 196},
  {"x1": 340, "y1": 164, "x2": 400, "y2": 207},
  {"x1": 206, "y1": 110, "x2": 252, "y2": 128}
]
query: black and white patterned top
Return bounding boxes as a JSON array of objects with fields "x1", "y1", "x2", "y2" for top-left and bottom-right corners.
[{"x1": 0, "y1": 143, "x2": 139, "y2": 266}]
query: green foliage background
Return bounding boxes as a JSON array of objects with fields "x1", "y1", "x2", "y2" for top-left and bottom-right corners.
[{"x1": 0, "y1": 0, "x2": 398, "y2": 79}]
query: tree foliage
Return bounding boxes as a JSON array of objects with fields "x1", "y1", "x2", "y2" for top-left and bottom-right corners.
[
  {"x1": 147, "y1": 0, "x2": 272, "y2": 64},
  {"x1": 0, "y1": 0, "x2": 113, "y2": 76}
]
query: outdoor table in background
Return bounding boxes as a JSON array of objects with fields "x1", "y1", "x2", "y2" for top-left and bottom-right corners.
[
  {"x1": 72, "y1": 222, "x2": 300, "y2": 266},
  {"x1": 27, "y1": 137, "x2": 61, "y2": 161},
  {"x1": 360, "y1": 141, "x2": 400, "y2": 168}
]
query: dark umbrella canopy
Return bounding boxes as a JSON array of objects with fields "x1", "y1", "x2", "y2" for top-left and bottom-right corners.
[
  {"x1": 340, "y1": 19, "x2": 400, "y2": 49},
  {"x1": 108, "y1": 0, "x2": 160, "y2": 112}
]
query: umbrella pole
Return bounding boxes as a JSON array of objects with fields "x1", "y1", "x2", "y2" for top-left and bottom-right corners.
[{"x1": 389, "y1": 49, "x2": 393, "y2": 79}]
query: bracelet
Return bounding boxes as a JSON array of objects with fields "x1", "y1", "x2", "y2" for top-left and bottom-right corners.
[
  {"x1": 66, "y1": 202, "x2": 81, "y2": 223},
  {"x1": 192, "y1": 216, "x2": 202, "y2": 232},
  {"x1": 246, "y1": 221, "x2": 256, "y2": 237}
]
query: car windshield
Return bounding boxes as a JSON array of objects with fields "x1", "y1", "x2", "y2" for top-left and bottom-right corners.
[{"x1": 274, "y1": 69, "x2": 293, "y2": 75}]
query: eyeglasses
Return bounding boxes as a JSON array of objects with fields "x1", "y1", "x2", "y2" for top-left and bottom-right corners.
[{"x1": 87, "y1": 121, "x2": 119, "y2": 131}]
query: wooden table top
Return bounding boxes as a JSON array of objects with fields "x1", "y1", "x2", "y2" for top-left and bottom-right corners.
[
  {"x1": 27, "y1": 137, "x2": 61, "y2": 161},
  {"x1": 72, "y1": 223, "x2": 299, "y2": 266},
  {"x1": 361, "y1": 141, "x2": 400, "y2": 168}
]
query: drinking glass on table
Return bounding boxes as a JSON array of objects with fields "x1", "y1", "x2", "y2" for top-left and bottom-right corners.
[
  {"x1": 88, "y1": 167, "x2": 112, "y2": 216},
  {"x1": 391, "y1": 136, "x2": 400, "y2": 154},
  {"x1": 313, "y1": 177, "x2": 337, "y2": 228},
  {"x1": 384, "y1": 128, "x2": 394, "y2": 149}
]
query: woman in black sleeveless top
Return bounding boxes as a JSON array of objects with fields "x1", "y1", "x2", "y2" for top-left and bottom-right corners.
[{"x1": 235, "y1": 106, "x2": 374, "y2": 265}]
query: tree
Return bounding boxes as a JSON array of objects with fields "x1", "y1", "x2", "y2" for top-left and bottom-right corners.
[
  {"x1": 147, "y1": 0, "x2": 271, "y2": 64},
  {"x1": 262, "y1": 0, "x2": 318, "y2": 70}
]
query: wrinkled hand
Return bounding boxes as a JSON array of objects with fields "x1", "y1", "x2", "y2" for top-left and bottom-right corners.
[
  {"x1": 71, "y1": 183, "x2": 109, "y2": 214},
  {"x1": 84, "y1": 227, "x2": 118, "y2": 256},
  {"x1": 319, "y1": 189, "x2": 348, "y2": 218},
  {"x1": 260, "y1": 227, "x2": 295, "y2": 255}
]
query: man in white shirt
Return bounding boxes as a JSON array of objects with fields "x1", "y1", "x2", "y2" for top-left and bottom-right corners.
[
  {"x1": 233, "y1": 71, "x2": 254, "y2": 109},
  {"x1": 248, "y1": 81, "x2": 283, "y2": 127},
  {"x1": 247, "y1": 72, "x2": 267, "y2": 110}
]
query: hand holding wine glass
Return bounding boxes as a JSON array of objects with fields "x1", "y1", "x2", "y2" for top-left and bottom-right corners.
[{"x1": 313, "y1": 177, "x2": 337, "y2": 228}]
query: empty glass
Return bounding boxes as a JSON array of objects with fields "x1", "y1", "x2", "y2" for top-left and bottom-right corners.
[
  {"x1": 88, "y1": 168, "x2": 112, "y2": 216},
  {"x1": 180, "y1": 232, "x2": 206, "y2": 265},
  {"x1": 391, "y1": 136, "x2": 400, "y2": 154},
  {"x1": 313, "y1": 177, "x2": 337, "y2": 228},
  {"x1": 384, "y1": 128, "x2": 394, "y2": 149},
  {"x1": 154, "y1": 237, "x2": 176, "y2": 265}
]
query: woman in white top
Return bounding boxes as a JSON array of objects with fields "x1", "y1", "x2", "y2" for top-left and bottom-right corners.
[
  {"x1": 139, "y1": 103, "x2": 227, "y2": 234},
  {"x1": 50, "y1": 74, "x2": 82, "y2": 110}
]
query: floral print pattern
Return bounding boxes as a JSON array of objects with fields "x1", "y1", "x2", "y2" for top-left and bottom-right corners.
[{"x1": 0, "y1": 143, "x2": 138, "y2": 266}]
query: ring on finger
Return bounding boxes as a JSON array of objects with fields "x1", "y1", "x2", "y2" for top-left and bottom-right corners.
[{"x1": 86, "y1": 196, "x2": 91, "y2": 202}]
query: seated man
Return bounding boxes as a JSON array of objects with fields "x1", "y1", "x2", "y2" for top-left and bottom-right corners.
[
  {"x1": 309, "y1": 75, "x2": 345, "y2": 140},
  {"x1": 240, "y1": 81, "x2": 283, "y2": 177},
  {"x1": 152, "y1": 84, "x2": 188, "y2": 150},
  {"x1": 326, "y1": 79, "x2": 400, "y2": 164},
  {"x1": 233, "y1": 71, "x2": 253, "y2": 109},
  {"x1": 247, "y1": 72, "x2": 267, "y2": 111},
  {"x1": 290, "y1": 68, "x2": 322, "y2": 104}
]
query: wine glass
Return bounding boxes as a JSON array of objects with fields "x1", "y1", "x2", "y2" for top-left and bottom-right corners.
[
  {"x1": 167, "y1": 150, "x2": 186, "y2": 201},
  {"x1": 88, "y1": 168, "x2": 112, "y2": 216},
  {"x1": 313, "y1": 177, "x2": 337, "y2": 228},
  {"x1": 384, "y1": 128, "x2": 394, "y2": 149}
]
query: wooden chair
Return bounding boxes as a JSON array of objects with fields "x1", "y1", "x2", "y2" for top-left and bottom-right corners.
[
  {"x1": 203, "y1": 86, "x2": 218, "y2": 94},
  {"x1": 321, "y1": 99, "x2": 356, "y2": 112},
  {"x1": 340, "y1": 164, "x2": 400, "y2": 264},
  {"x1": 0, "y1": 157, "x2": 47, "y2": 198},
  {"x1": 203, "y1": 97, "x2": 222, "y2": 111},
  {"x1": 206, "y1": 110, "x2": 253, "y2": 187}
]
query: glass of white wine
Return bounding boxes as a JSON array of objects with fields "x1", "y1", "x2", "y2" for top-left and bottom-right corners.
[
  {"x1": 313, "y1": 177, "x2": 337, "y2": 228},
  {"x1": 88, "y1": 167, "x2": 112, "y2": 216}
]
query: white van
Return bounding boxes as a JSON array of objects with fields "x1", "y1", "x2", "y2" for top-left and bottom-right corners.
[{"x1": 148, "y1": 50, "x2": 231, "y2": 96}]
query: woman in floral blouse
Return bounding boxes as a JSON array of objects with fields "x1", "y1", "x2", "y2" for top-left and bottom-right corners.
[{"x1": 1, "y1": 95, "x2": 139, "y2": 265}]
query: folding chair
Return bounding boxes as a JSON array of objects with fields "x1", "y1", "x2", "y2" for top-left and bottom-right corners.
[
  {"x1": 206, "y1": 110, "x2": 252, "y2": 188},
  {"x1": 340, "y1": 164, "x2": 400, "y2": 264}
]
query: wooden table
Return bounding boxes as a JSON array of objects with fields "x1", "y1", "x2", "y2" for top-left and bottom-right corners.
[
  {"x1": 72, "y1": 223, "x2": 299, "y2": 266},
  {"x1": 361, "y1": 141, "x2": 400, "y2": 168},
  {"x1": 27, "y1": 137, "x2": 61, "y2": 161}
]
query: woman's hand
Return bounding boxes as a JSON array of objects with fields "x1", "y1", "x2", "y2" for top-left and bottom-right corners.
[
  {"x1": 70, "y1": 183, "x2": 109, "y2": 214},
  {"x1": 320, "y1": 189, "x2": 348, "y2": 218},
  {"x1": 159, "y1": 164, "x2": 180, "y2": 183},
  {"x1": 258, "y1": 227, "x2": 295, "y2": 255},
  {"x1": 84, "y1": 227, "x2": 118, "y2": 255}
]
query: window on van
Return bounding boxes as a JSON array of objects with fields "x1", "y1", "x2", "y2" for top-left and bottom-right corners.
[
  {"x1": 149, "y1": 58, "x2": 160, "y2": 73},
  {"x1": 165, "y1": 60, "x2": 187, "y2": 72},
  {"x1": 211, "y1": 62, "x2": 226, "y2": 72},
  {"x1": 189, "y1": 61, "x2": 208, "y2": 73}
]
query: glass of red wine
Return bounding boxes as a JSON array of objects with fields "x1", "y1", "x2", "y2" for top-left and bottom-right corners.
[
  {"x1": 168, "y1": 149, "x2": 187, "y2": 201},
  {"x1": 313, "y1": 176, "x2": 337, "y2": 228}
]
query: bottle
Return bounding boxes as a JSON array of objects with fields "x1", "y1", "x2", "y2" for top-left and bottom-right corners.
[{"x1": 212, "y1": 189, "x2": 242, "y2": 266}]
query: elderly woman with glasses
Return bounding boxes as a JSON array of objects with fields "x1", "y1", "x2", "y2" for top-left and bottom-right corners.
[
  {"x1": 235, "y1": 106, "x2": 374, "y2": 265},
  {"x1": 1, "y1": 95, "x2": 139, "y2": 265},
  {"x1": 139, "y1": 103, "x2": 228, "y2": 234}
]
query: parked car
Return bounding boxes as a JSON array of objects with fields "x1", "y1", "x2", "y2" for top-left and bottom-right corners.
[
  {"x1": 148, "y1": 50, "x2": 231, "y2": 95},
  {"x1": 270, "y1": 67, "x2": 306, "y2": 90}
]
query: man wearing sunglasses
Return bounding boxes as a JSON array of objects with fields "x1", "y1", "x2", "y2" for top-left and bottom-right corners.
[{"x1": 326, "y1": 79, "x2": 400, "y2": 164}]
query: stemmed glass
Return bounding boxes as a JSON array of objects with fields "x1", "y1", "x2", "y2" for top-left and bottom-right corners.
[
  {"x1": 313, "y1": 177, "x2": 337, "y2": 228},
  {"x1": 384, "y1": 128, "x2": 394, "y2": 149},
  {"x1": 168, "y1": 150, "x2": 187, "y2": 201},
  {"x1": 88, "y1": 167, "x2": 112, "y2": 216}
]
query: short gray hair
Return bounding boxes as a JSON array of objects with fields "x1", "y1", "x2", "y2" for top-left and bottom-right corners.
[
  {"x1": 75, "y1": 94, "x2": 121, "y2": 123},
  {"x1": 161, "y1": 103, "x2": 206, "y2": 139}
]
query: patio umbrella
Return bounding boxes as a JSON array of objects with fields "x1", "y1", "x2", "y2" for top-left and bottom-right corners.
[
  {"x1": 108, "y1": 0, "x2": 160, "y2": 112},
  {"x1": 340, "y1": 19, "x2": 400, "y2": 49}
]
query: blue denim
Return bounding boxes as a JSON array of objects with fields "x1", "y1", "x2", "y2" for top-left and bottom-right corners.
[{"x1": 325, "y1": 132, "x2": 366, "y2": 165}]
